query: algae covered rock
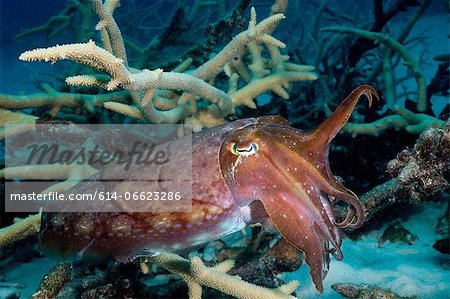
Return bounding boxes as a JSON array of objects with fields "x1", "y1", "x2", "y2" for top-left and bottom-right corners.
[
  {"x1": 379, "y1": 221, "x2": 418, "y2": 246},
  {"x1": 332, "y1": 283, "x2": 415, "y2": 299}
]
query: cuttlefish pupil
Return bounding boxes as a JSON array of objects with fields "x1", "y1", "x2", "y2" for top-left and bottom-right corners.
[{"x1": 229, "y1": 142, "x2": 258, "y2": 156}]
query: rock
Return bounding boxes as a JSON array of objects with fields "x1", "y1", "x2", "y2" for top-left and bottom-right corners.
[
  {"x1": 228, "y1": 238, "x2": 303, "y2": 288},
  {"x1": 332, "y1": 283, "x2": 413, "y2": 299},
  {"x1": 379, "y1": 221, "x2": 418, "y2": 245},
  {"x1": 387, "y1": 124, "x2": 450, "y2": 201},
  {"x1": 436, "y1": 203, "x2": 449, "y2": 237},
  {"x1": 433, "y1": 238, "x2": 450, "y2": 254},
  {"x1": 0, "y1": 288, "x2": 21, "y2": 299}
]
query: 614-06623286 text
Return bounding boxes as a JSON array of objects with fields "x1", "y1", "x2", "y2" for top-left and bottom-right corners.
[{"x1": 9, "y1": 191, "x2": 182, "y2": 201}]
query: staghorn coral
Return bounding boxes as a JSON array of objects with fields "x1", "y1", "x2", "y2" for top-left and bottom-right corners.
[
  {"x1": 0, "y1": 109, "x2": 37, "y2": 139},
  {"x1": 342, "y1": 105, "x2": 445, "y2": 136},
  {"x1": 8, "y1": 0, "x2": 441, "y2": 138},
  {"x1": 285, "y1": 0, "x2": 443, "y2": 137},
  {"x1": 144, "y1": 253, "x2": 299, "y2": 299},
  {"x1": 10, "y1": 1, "x2": 317, "y2": 130},
  {"x1": 318, "y1": 4, "x2": 443, "y2": 137},
  {"x1": 321, "y1": 26, "x2": 427, "y2": 112},
  {"x1": 0, "y1": 211, "x2": 41, "y2": 247}
]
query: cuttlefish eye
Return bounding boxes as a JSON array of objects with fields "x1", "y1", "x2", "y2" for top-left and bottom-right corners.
[{"x1": 228, "y1": 142, "x2": 258, "y2": 156}]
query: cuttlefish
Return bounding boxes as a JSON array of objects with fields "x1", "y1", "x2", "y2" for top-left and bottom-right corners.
[{"x1": 39, "y1": 85, "x2": 378, "y2": 292}]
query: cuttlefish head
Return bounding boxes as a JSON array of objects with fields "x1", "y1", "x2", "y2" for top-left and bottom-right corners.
[{"x1": 219, "y1": 85, "x2": 378, "y2": 292}]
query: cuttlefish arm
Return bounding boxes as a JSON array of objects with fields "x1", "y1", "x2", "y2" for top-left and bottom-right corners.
[
  {"x1": 304, "y1": 85, "x2": 378, "y2": 228},
  {"x1": 220, "y1": 85, "x2": 378, "y2": 293}
]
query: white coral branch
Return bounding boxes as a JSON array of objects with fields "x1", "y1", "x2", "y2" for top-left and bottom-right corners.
[
  {"x1": 149, "y1": 253, "x2": 299, "y2": 299},
  {"x1": 19, "y1": 40, "x2": 131, "y2": 90},
  {"x1": 0, "y1": 212, "x2": 42, "y2": 247},
  {"x1": 193, "y1": 7, "x2": 286, "y2": 81}
]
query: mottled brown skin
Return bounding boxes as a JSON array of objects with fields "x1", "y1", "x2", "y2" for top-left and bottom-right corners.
[
  {"x1": 40, "y1": 120, "x2": 253, "y2": 262},
  {"x1": 39, "y1": 85, "x2": 378, "y2": 293}
]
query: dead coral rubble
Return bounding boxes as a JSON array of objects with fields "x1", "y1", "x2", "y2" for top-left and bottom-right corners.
[
  {"x1": 378, "y1": 220, "x2": 418, "y2": 246},
  {"x1": 227, "y1": 232, "x2": 303, "y2": 289},
  {"x1": 356, "y1": 118, "x2": 449, "y2": 222},
  {"x1": 32, "y1": 263, "x2": 73, "y2": 299},
  {"x1": 332, "y1": 283, "x2": 413, "y2": 299},
  {"x1": 387, "y1": 124, "x2": 450, "y2": 199},
  {"x1": 433, "y1": 203, "x2": 449, "y2": 255}
]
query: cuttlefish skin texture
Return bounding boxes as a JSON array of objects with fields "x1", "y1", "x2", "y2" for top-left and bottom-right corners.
[{"x1": 39, "y1": 85, "x2": 378, "y2": 293}]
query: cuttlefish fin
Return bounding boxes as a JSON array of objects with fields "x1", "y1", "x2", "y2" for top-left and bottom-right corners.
[{"x1": 256, "y1": 115, "x2": 290, "y2": 126}]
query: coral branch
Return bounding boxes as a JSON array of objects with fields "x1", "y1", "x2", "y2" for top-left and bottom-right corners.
[
  {"x1": 130, "y1": 70, "x2": 232, "y2": 117},
  {"x1": 19, "y1": 40, "x2": 233, "y2": 118},
  {"x1": 148, "y1": 253, "x2": 299, "y2": 299},
  {"x1": 0, "y1": 212, "x2": 41, "y2": 247},
  {"x1": 322, "y1": 26, "x2": 427, "y2": 111},
  {"x1": 346, "y1": 0, "x2": 422, "y2": 66},
  {"x1": 19, "y1": 40, "x2": 131, "y2": 90},
  {"x1": 103, "y1": 101, "x2": 145, "y2": 120},
  {"x1": 177, "y1": 7, "x2": 290, "y2": 115},
  {"x1": 230, "y1": 70, "x2": 318, "y2": 108},
  {"x1": 129, "y1": 91, "x2": 184, "y2": 124},
  {"x1": 351, "y1": 119, "x2": 449, "y2": 222},
  {"x1": 0, "y1": 109, "x2": 37, "y2": 139},
  {"x1": 93, "y1": 0, "x2": 128, "y2": 66},
  {"x1": 343, "y1": 106, "x2": 445, "y2": 136},
  {"x1": 193, "y1": 7, "x2": 286, "y2": 81},
  {"x1": 32, "y1": 263, "x2": 73, "y2": 299}
]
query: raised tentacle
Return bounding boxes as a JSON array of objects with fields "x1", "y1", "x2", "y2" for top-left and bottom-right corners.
[{"x1": 311, "y1": 85, "x2": 379, "y2": 142}]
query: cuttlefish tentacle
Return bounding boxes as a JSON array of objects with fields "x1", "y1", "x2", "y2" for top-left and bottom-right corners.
[
  {"x1": 310, "y1": 85, "x2": 378, "y2": 141},
  {"x1": 333, "y1": 206, "x2": 356, "y2": 228},
  {"x1": 270, "y1": 190, "x2": 337, "y2": 293},
  {"x1": 318, "y1": 192, "x2": 343, "y2": 247},
  {"x1": 326, "y1": 188, "x2": 364, "y2": 228},
  {"x1": 266, "y1": 146, "x2": 343, "y2": 254},
  {"x1": 301, "y1": 85, "x2": 378, "y2": 229},
  {"x1": 283, "y1": 150, "x2": 363, "y2": 231},
  {"x1": 300, "y1": 168, "x2": 363, "y2": 230}
]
